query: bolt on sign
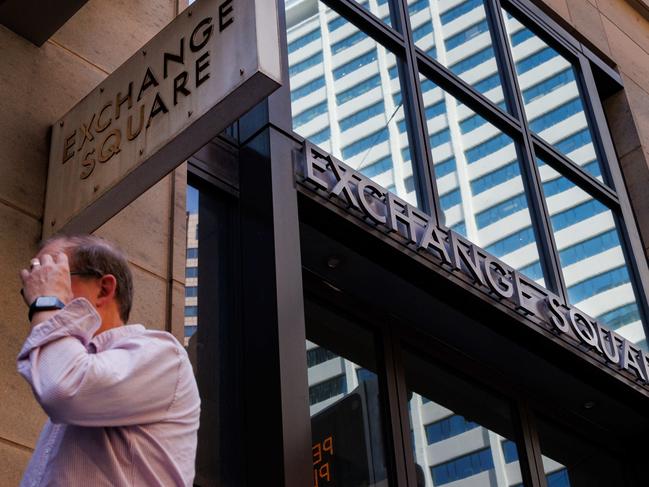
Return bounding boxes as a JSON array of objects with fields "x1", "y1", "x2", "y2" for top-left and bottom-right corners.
[{"x1": 44, "y1": 0, "x2": 281, "y2": 237}]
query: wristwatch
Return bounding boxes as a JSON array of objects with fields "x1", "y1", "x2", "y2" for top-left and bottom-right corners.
[{"x1": 29, "y1": 296, "x2": 66, "y2": 322}]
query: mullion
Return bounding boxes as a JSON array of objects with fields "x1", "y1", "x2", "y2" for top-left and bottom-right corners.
[
  {"x1": 321, "y1": 0, "x2": 405, "y2": 55},
  {"x1": 531, "y1": 135, "x2": 619, "y2": 208},
  {"x1": 391, "y1": 0, "x2": 440, "y2": 219},
  {"x1": 502, "y1": 0, "x2": 581, "y2": 60},
  {"x1": 515, "y1": 400, "x2": 549, "y2": 487},
  {"x1": 379, "y1": 319, "x2": 413, "y2": 486},
  {"x1": 415, "y1": 51, "x2": 522, "y2": 139},
  {"x1": 500, "y1": 0, "x2": 621, "y2": 207},
  {"x1": 485, "y1": 0, "x2": 567, "y2": 299},
  {"x1": 578, "y1": 58, "x2": 649, "y2": 343}
]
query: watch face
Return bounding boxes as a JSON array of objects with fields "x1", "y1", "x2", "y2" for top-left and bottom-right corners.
[{"x1": 36, "y1": 296, "x2": 60, "y2": 307}]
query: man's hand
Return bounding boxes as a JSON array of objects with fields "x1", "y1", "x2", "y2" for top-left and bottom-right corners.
[{"x1": 20, "y1": 252, "x2": 74, "y2": 307}]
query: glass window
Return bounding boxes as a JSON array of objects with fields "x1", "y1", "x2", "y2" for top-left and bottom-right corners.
[
  {"x1": 408, "y1": 0, "x2": 507, "y2": 105},
  {"x1": 536, "y1": 160, "x2": 646, "y2": 349},
  {"x1": 305, "y1": 300, "x2": 391, "y2": 486},
  {"x1": 184, "y1": 186, "x2": 199, "y2": 346},
  {"x1": 418, "y1": 75, "x2": 545, "y2": 284},
  {"x1": 287, "y1": 3, "x2": 419, "y2": 206},
  {"x1": 352, "y1": 0, "x2": 393, "y2": 27},
  {"x1": 503, "y1": 12, "x2": 605, "y2": 180},
  {"x1": 534, "y1": 415, "x2": 628, "y2": 487},
  {"x1": 404, "y1": 349, "x2": 529, "y2": 487}
]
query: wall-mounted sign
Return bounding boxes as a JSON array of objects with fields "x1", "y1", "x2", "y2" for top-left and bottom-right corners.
[
  {"x1": 299, "y1": 141, "x2": 649, "y2": 391},
  {"x1": 44, "y1": 0, "x2": 281, "y2": 237}
]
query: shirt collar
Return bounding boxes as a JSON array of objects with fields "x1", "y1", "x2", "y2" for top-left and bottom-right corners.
[{"x1": 90, "y1": 324, "x2": 146, "y2": 352}]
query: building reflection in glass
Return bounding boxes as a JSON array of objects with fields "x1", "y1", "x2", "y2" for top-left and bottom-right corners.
[
  {"x1": 184, "y1": 185, "x2": 199, "y2": 348},
  {"x1": 288, "y1": 2, "x2": 647, "y2": 483}
]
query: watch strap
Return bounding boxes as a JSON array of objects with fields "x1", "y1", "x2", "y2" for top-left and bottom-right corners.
[{"x1": 29, "y1": 296, "x2": 66, "y2": 322}]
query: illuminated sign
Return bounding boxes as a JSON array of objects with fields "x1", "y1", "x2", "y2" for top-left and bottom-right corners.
[
  {"x1": 310, "y1": 378, "x2": 388, "y2": 487},
  {"x1": 299, "y1": 141, "x2": 649, "y2": 390},
  {"x1": 44, "y1": 0, "x2": 281, "y2": 236}
]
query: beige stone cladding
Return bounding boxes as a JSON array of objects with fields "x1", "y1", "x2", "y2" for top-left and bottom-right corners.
[{"x1": 0, "y1": 0, "x2": 186, "y2": 481}]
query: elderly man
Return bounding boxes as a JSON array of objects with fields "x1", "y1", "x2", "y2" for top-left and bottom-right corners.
[{"x1": 17, "y1": 235, "x2": 200, "y2": 486}]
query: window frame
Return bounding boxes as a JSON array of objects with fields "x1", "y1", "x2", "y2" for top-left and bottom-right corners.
[
  {"x1": 273, "y1": 0, "x2": 649, "y2": 485},
  {"x1": 303, "y1": 0, "x2": 649, "y2": 355}
]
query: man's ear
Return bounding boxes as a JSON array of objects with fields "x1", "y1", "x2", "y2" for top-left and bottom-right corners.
[{"x1": 97, "y1": 274, "x2": 118, "y2": 302}]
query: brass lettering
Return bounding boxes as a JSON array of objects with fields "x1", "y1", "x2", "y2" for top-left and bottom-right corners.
[
  {"x1": 219, "y1": 0, "x2": 234, "y2": 32},
  {"x1": 195, "y1": 52, "x2": 210, "y2": 88},
  {"x1": 79, "y1": 114, "x2": 96, "y2": 151},
  {"x1": 98, "y1": 129, "x2": 121, "y2": 163},
  {"x1": 127, "y1": 104, "x2": 146, "y2": 141},
  {"x1": 163, "y1": 37, "x2": 185, "y2": 79},
  {"x1": 115, "y1": 82, "x2": 133, "y2": 120},
  {"x1": 137, "y1": 67, "x2": 160, "y2": 102},
  {"x1": 62, "y1": 131, "x2": 76, "y2": 164},
  {"x1": 96, "y1": 101, "x2": 112, "y2": 133},
  {"x1": 146, "y1": 93, "x2": 169, "y2": 128},
  {"x1": 80, "y1": 149, "x2": 96, "y2": 179},
  {"x1": 190, "y1": 17, "x2": 213, "y2": 52},
  {"x1": 173, "y1": 71, "x2": 191, "y2": 105}
]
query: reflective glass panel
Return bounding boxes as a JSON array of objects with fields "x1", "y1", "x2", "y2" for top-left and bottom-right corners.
[
  {"x1": 306, "y1": 300, "x2": 391, "y2": 486},
  {"x1": 352, "y1": 0, "x2": 394, "y2": 27},
  {"x1": 408, "y1": 0, "x2": 507, "y2": 106},
  {"x1": 184, "y1": 185, "x2": 199, "y2": 347},
  {"x1": 418, "y1": 74, "x2": 545, "y2": 284},
  {"x1": 536, "y1": 159, "x2": 646, "y2": 350},
  {"x1": 404, "y1": 349, "x2": 529, "y2": 487},
  {"x1": 503, "y1": 12, "x2": 605, "y2": 180},
  {"x1": 286, "y1": 1, "x2": 418, "y2": 206},
  {"x1": 533, "y1": 415, "x2": 628, "y2": 487}
]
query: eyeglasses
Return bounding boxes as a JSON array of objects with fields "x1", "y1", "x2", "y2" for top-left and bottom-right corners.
[
  {"x1": 70, "y1": 268, "x2": 104, "y2": 278},
  {"x1": 70, "y1": 271, "x2": 103, "y2": 278}
]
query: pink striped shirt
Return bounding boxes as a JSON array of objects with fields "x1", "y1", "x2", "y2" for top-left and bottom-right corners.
[{"x1": 17, "y1": 298, "x2": 200, "y2": 486}]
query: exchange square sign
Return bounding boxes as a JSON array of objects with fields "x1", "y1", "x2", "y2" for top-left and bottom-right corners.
[{"x1": 44, "y1": 0, "x2": 281, "y2": 237}]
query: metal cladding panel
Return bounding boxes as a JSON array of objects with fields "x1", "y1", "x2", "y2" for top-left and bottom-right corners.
[{"x1": 44, "y1": 0, "x2": 281, "y2": 237}]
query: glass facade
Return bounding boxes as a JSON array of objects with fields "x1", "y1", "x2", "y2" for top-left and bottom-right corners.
[
  {"x1": 405, "y1": 350, "x2": 528, "y2": 487},
  {"x1": 285, "y1": 0, "x2": 647, "y2": 346},
  {"x1": 305, "y1": 304, "x2": 390, "y2": 486},
  {"x1": 537, "y1": 160, "x2": 646, "y2": 349},
  {"x1": 287, "y1": 1, "x2": 418, "y2": 206},
  {"x1": 183, "y1": 0, "x2": 649, "y2": 485},
  {"x1": 408, "y1": 0, "x2": 507, "y2": 105},
  {"x1": 184, "y1": 185, "x2": 199, "y2": 346}
]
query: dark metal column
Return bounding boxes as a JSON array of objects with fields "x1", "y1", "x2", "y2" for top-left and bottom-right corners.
[{"x1": 237, "y1": 124, "x2": 311, "y2": 486}]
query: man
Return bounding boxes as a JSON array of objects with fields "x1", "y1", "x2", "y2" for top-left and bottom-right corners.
[{"x1": 17, "y1": 235, "x2": 200, "y2": 486}]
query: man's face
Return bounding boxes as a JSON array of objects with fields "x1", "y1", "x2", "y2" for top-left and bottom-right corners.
[{"x1": 38, "y1": 240, "x2": 102, "y2": 305}]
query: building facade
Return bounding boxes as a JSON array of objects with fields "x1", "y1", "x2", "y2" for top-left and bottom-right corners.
[{"x1": 2, "y1": 0, "x2": 649, "y2": 486}]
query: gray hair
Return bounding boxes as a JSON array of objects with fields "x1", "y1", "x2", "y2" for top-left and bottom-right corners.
[{"x1": 41, "y1": 234, "x2": 134, "y2": 322}]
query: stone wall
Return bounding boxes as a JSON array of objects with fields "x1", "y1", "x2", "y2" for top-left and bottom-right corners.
[
  {"x1": 0, "y1": 0, "x2": 185, "y2": 482},
  {"x1": 538, "y1": 0, "x2": 649, "y2": 257}
]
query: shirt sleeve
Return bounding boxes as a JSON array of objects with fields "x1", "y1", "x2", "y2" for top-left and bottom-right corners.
[{"x1": 17, "y1": 298, "x2": 182, "y2": 427}]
